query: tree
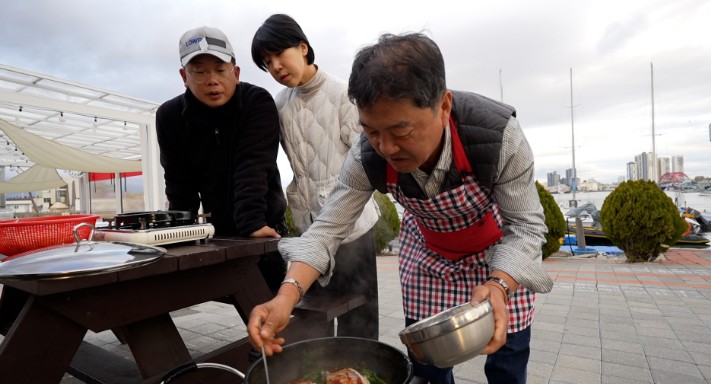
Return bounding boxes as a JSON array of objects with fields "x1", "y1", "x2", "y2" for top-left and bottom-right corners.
[
  {"x1": 372, "y1": 191, "x2": 401, "y2": 252},
  {"x1": 284, "y1": 206, "x2": 300, "y2": 237},
  {"x1": 536, "y1": 181, "x2": 566, "y2": 259},
  {"x1": 600, "y1": 180, "x2": 687, "y2": 262}
]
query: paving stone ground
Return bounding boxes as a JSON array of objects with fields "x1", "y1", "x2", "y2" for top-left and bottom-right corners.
[{"x1": 48, "y1": 248, "x2": 711, "y2": 383}]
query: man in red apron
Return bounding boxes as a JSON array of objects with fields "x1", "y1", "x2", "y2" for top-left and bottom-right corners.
[{"x1": 249, "y1": 33, "x2": 554, "y2": 384}]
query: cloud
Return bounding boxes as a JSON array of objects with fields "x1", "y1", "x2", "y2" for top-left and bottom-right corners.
[
  {"x1": 597, "y1": 14, "x2": 647, "y2": 55},
  {"x1": 2, "y1": 0, "x2": 710, "y2": 186}
]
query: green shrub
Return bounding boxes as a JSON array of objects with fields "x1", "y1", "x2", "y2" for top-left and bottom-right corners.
[
  {"x1": 373, "y1": 191, "x2": 401, "y2": 252},
  {"x1": 536, "y1": 181, "x2": 566, "y2": 259},
  {"x1": 284, "y1": 191, "x2": 401, "y2": 253},
  {"x1": 284, "y1": 206, "x2": 300, "y2": 237},
  {"x1": 600, "y1": 180, "x2": 687, "y2": 262}
]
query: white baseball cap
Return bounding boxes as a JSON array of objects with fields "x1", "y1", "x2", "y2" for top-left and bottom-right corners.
[{"x1": 179, "y1": 26, "x2": 235, "y2": 66}]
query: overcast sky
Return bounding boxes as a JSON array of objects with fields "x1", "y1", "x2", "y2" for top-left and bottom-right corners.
[{"x1": 2, "y1": 0, "x2": 710, "y2": 186}]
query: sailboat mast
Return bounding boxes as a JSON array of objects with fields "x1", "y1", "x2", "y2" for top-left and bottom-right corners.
[
  {"x1": 499, "y1": 68, "x2": 504, "y2": 102},
  {"x1": 570, "y1": 68, "x2": 577, "y2": 202},
  {"x1": 651, "y1": 62, "x2": 657, "y2": 183}
]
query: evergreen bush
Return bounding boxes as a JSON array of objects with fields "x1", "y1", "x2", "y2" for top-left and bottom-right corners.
[
  {"x1": 373, "y1": 191, "x2": 401, "y2": 252},
  {"x1": 284, "y1": 206, "x2": 300, "y2": 237},
  {"x1": 536, "y1": 181, "x2": 566, "y2": 259},
  {"x1": 600, "y1": 180, "x2": 687, "y2": 262}
]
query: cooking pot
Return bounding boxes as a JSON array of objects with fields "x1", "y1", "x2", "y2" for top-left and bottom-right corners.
[
  {"x1": 0, "y1": 223, "x2": 166, "y2": 279},
  {"x1": 161, "y1": 337, "x2": 413, "y2": 384},
  {"x1": 399, "y1": 300, "x2": 494, "y2": 368}
]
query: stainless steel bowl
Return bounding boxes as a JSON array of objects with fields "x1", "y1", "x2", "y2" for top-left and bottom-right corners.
[{"x1": 398, "y1": 300, "x2": 494, "y2": 368}]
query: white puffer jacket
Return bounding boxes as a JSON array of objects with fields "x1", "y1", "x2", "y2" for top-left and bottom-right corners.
[{"x1": 275, "y1": 69, "x2": 379, "y2": 243}]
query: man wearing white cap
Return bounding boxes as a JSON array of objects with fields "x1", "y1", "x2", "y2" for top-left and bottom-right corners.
[{"x1": 156, "y1": 26, "x2": 287, "y2": 291}]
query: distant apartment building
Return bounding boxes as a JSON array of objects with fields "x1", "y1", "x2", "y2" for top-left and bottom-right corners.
[
  {"x1": 565, "y1": 168, "x2": 579, "y2": 188},
  {"x1": 626, "y1": 162, "x2": 638, "y2": 181},
  {"x1": 547, "y1": 171, "x2": 560, "y2": 187},
  {"x1": 635, "y1": 152, "x2": 654, "y2": 181},
  {"x1": 672, "y1": 155, "x2": 684, "y2": 173},
  {"x1": 578, "y1": 179, "x2": 600, "y2": 192},
  {"x1": 657, "y1": 156, "x2": 671, "y2": 181},
  {"x1": 627, "y1": 153, "x2": 686, "y2": 183}
]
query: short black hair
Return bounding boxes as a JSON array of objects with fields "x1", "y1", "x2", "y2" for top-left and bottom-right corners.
[
  {"x1": 348, "y1": 33, "x2": 446, "y2": 111},
  {"x1": 251, "y1": 14, "x2": 315, "y2": 71}
]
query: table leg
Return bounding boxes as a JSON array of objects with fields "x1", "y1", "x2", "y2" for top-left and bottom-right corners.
[
  {"x1": 0, "y1": 295, "x2": 87, "y2": 383},
  {"x1": 119, "y1": 313, "x2": 192, "y2": 378},
  {"x1": 0, "y1": 286, "x2": 29, "y2": 334}
]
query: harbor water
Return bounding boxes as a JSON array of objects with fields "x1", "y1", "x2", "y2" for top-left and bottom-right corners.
[
  {"x1": 555, "y1": 190, "x2": 711, "y2": 244},
  {"x1": 554, "y1": 190, "x2": 711, "y2": 214}
]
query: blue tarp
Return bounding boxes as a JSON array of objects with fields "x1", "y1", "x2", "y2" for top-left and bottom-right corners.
[{"x1": 562, "y1": 234, "x2": 624, "y2": 255}]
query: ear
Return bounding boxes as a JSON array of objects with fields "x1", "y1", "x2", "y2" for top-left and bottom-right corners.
[
  {"x1": 300, "y1": 41, "x2": 309, "y2": 57},
  {"x1": 179, "y1": 67, "x2": 188, "y2": 87},
  {"x1": 439, "y1": 90, "x2": 453, "y2": 127},
  {"x1": 233, "y1": 65, "x2": 241, "y2": 83}
]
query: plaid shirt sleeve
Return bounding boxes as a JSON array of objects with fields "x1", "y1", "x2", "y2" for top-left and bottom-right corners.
[{"x1": 485, "y1": 116, "x2": 554, "y2": 293}]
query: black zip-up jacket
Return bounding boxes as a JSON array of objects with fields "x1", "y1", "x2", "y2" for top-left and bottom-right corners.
[{"x1": 156, "y1": 82, "x2": 286, "y2": 236}]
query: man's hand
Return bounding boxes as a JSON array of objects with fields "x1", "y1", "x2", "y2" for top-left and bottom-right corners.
[
  {"x1": 249, "y1": 225, "x2": 280, "y2": 238},
  {"x1": 248, "y1": 263, "x2": 320, "y2": 355},
  {"x1": 471, "y1": 282, "x2": 509, "y2": 355},
  {"x1": 247, "y1": 294, "x2": 295, "y2": 355}
]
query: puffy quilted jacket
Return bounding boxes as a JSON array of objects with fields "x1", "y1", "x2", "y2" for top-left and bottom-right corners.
[{"x1": 276, "y1": 69, "x2": 379, "y2": 242}]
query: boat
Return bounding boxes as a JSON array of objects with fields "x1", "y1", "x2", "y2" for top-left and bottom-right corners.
[
  {"x1": 565, "y1": 202, "x2": 710, "y2": 247},
  {"x1": 567, "y1": 220, "x2": 710, "y2": 247},
  {"x1": 564, "y1": 202, "x2": 597, "y2": 227},
  {"x1": 681, "y1": 207, "x2": 711, "y2": 233},
  {"x1": 567, "y1": 224, "x2": 709, "y2": 247}
]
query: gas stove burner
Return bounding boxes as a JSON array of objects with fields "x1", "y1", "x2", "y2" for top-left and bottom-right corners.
[{"x1": 114, "y1": 210, "x2": 196, "y2": 230}]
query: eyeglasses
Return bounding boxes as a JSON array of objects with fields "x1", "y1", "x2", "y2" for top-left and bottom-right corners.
[{"x1": 186, "y1": 66, "x2": 235, "y2": 83}]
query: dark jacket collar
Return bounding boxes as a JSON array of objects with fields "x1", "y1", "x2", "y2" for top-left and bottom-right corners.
[{"x1": 181, "y1": 85, "x2": 243, "y2": 122}]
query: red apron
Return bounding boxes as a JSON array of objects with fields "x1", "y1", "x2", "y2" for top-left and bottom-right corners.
[
  {"x1": 387, "y1": 119, "x2": 503, "y2": 261},
  {"x1": 387, "y1": 118, "x2": 534, "y2": 332}
]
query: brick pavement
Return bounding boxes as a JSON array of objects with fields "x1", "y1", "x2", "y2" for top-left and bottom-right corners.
[{"x1": 49, "y1": 248, "x2": 711, "y2": 383}]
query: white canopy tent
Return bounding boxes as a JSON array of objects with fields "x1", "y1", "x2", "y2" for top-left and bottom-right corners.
[
  {"x1": 0, "y1": 64, "x2": 166, "y2": 211},
  {"x1": 0, "y1": 118, "x2": 142, "y2": 172},
  {"x1": 0, "y1": 164, "x2": 68, "y2": 194}
]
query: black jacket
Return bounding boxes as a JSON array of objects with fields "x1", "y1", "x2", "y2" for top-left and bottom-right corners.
[{"x1": 156, "y1": 82, "x2": 286, "y2": 236}]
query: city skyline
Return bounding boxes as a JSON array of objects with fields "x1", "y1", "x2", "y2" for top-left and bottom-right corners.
[{"x1": 546, "y1": 152, "x2": 710, "y2": 190}]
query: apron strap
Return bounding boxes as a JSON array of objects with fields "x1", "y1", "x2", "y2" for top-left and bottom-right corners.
[{"x1": 448, "y1": 117, "x2": 473, "y2": 174}]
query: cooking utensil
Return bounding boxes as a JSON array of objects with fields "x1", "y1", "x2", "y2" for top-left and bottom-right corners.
[
  {"x1": 161, "y1": 337, "x2": 413, "y2": 384},
  {"x1": 399, "y1": 300, "x2": 494, "y2": 368},
  {"x1": 258, "y1": 318, "x2": 270, "y2": 384},
  {"x1": 0, "y1": 223, "x2": 166, "y2": 279},
  {"x1": 246, "y1": 336, "x2": 413, "y2": 384},
  {"x1": 160, "y1": 362, "x2": 244, "y2": 383}
]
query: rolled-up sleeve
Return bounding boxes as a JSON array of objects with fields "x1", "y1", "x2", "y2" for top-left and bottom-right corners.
[{"x1": 486, "y1": 117, "x2": 554, "y2": 293}]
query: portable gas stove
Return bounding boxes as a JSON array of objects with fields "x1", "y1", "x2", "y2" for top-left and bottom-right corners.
[{"x1": 94, "y1": 210, "x2": 215, "y2": 246}]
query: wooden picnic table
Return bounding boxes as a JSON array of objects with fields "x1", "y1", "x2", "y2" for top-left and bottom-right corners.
[{"x1": 0, "y1": 237, "x2": 346, "y2": 383}]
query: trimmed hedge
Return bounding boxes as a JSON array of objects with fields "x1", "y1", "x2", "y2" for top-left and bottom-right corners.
[
  {"x1": 536, "y1": 181, "x2": 566, "y2": 259},
  {"x1": 600, "y1": 180, "x2": 687, "y2": 262},
  {"x1": 372, "y1": 191, "x2": 401, "y2": 252}
]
